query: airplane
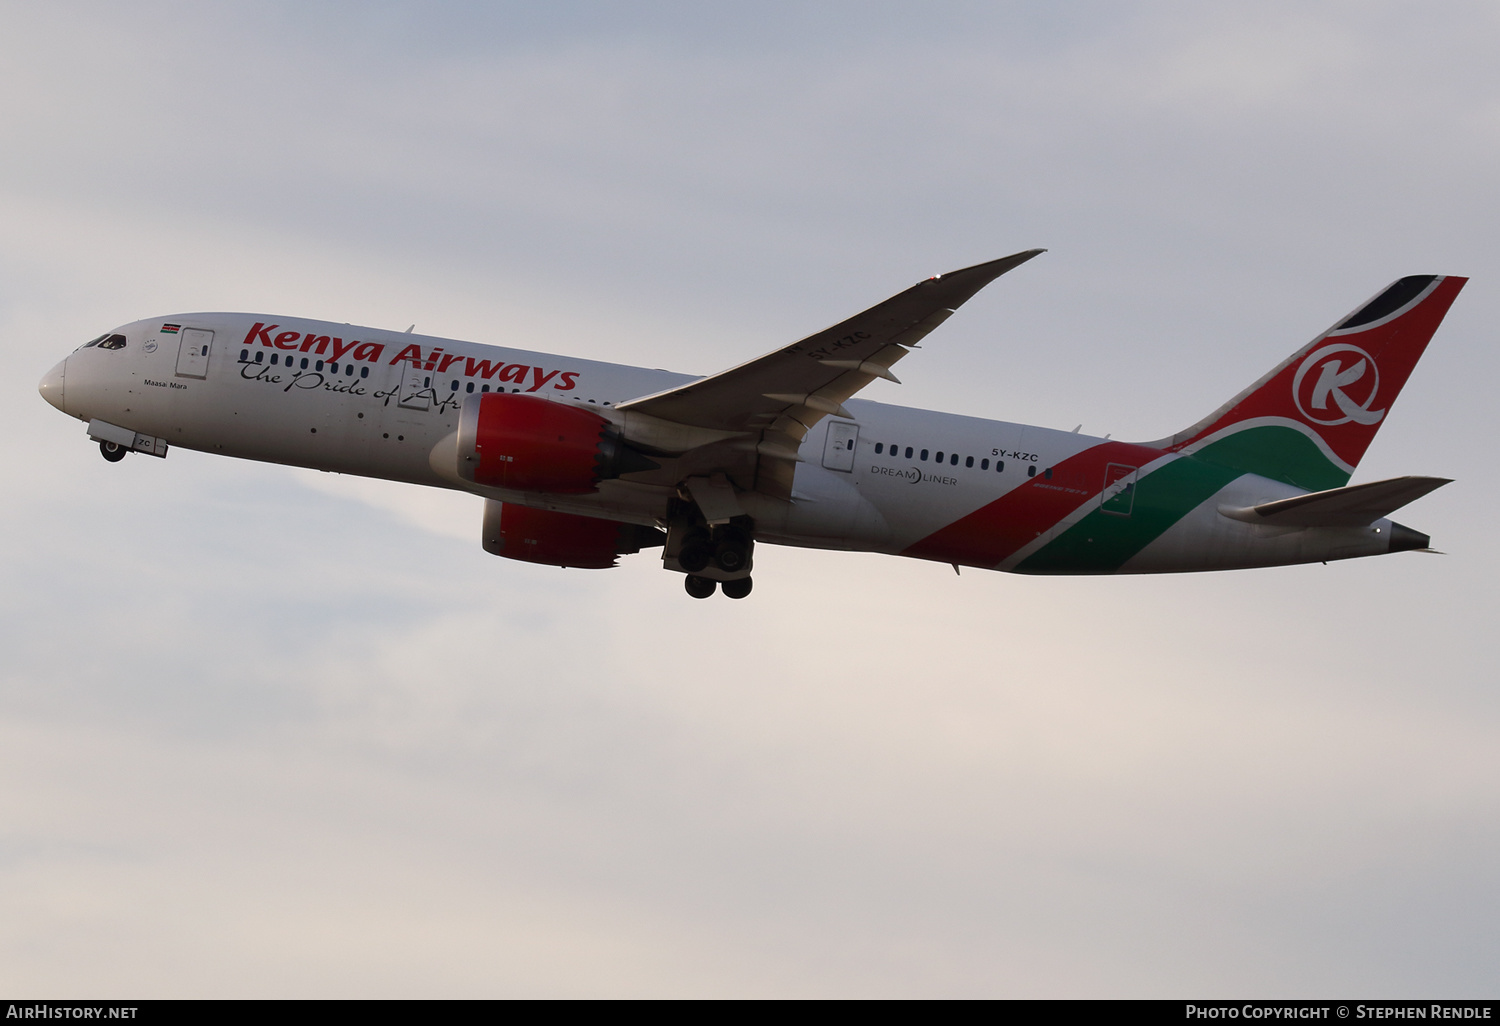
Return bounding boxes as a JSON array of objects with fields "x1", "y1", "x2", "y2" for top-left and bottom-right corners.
[{"x1": 37, "y1": 251, "x2": 1465, "y2": 599}]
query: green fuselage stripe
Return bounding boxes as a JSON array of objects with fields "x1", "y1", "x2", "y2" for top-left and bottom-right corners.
[
  {"x1": 1015, "y1": 457, "x2": 1240, "y2": 573},
  {"x1": 1015, "y1": 425, "x2": 1350, "y2": 574}
]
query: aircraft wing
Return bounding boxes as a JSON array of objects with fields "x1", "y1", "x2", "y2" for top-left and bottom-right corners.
[
  {"x1": 611, "y1": 249, "x2": 1043, "y2": 506},
  {"x1": 616, "y1": 250, "x2": 1044, "y2": 444}
]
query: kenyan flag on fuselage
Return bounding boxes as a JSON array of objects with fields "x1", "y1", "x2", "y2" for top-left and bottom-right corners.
[{"x1": 904, "y1": 275, "x2": 1467, "y2": 574}]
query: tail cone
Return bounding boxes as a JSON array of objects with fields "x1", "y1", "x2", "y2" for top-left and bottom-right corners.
[{"x1": 1387, "y1": 521, "x2": 1430, "y2": 553}]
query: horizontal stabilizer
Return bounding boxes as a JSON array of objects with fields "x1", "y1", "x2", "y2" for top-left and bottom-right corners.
[{"x1": 1220, "y1": 475, "x2": 1451, "y2": 527}]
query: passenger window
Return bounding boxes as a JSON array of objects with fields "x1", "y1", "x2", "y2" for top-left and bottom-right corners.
[
  {"x1": 1044, "y1": 468, "x2": 1053, "y2": 479},
  {"x1": 481, "y1": 384, "x2": 490, "y2": 393},
  {"x1": 301, "y1": 358, "x2": 309, "y2": 369},
  {"x1": 1027, "y1": 465, "x2": 1035, "y2": 478},
  {"x1": 996, "y1": 460, "x2": 1004, "y2": 473},
  {"x1": 271, "y1": 354, "x2": 279, "y2": 365},
  {"x1": 466, "y1": 382, "x2": 475, "y2": 393},
  {"x1": 346, "y1": 365, "x2": 354, "y2": 376},
  {"x1": 239, "y1": 349, "x2": 248, "y2": 361},
  {"x1": 965, "y1": 456, "x2": 974, "y2": 468},
  {"x1": 451, "y1": 380, "x2": 459, "y2": 390},
  {"x1": 936, "y1": 451, "x2": 944, "y2": 462},
  {"x1": 920, "y1": 449, "x2": 929, "y2": 461},
  {"x1": 255, "y1": 351, "x2": 264, "y2": 363},
  {"x1": 361, "y1": 366, "x2": 369, "y2": 378},
  {"x1": 330, "y1": 362, "x2": 339, "y2": 373},
  {"x1": 875, "y1": 443, "x2": 883, "y2": 454},
  {"x1": 950, "y1": 453, "x2": 959, "y2": 466},
  {"x1": 981, "y1": 458, "x2": 989, "y2": 470},
  {"x1": 315, "y1": 360, "x2": 323, "y2": 371}
]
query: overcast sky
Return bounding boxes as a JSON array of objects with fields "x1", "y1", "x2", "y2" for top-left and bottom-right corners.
[{"x1": 2, "y1": 1, "x2": 1497, "y2": 997}]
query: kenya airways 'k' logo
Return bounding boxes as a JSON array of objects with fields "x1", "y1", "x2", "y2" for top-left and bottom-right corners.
[{"x1": 1291, "y1": 344, "x2": 1386, "y2": 426}]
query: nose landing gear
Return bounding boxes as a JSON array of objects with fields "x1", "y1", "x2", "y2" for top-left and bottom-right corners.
[{"x1": 99, "y1": 440, "x2": 127, "y2": 462}]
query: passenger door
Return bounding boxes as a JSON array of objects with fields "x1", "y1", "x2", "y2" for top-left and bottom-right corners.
[
  {"x1": 1101, "y1": 463, "x2": 1138, "y2": 516},
  {"x1": 397, "y1": 358, "x2": 432, "y2": 411},
  {"x1": 175, "y1": 328, "x2": 212, "y2": 379},
  {"x1": 821, "y1": 421, "x2": 859, "y2": 472}
]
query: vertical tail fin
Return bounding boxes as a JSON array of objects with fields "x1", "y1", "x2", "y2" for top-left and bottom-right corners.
[{"x1": 1149, "y1": 275, "x2": 1466, "y2": 491}]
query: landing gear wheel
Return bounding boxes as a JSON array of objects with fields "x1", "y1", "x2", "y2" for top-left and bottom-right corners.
[
  {"x1": 678, "y1": 541, "x2": 712, "y2": 574},
  {"x1": 713, "y1": 541, "x2": 748, "y2": 574},
  {"x1": 99, "y1": 441, "x2": 127, "y2": 462},
  {"x1": 684, "y1": 575, "x2": 717, "y2": 599},
  {"x1": 720, "y1": 576, "x2": 752, "y2": 600}
]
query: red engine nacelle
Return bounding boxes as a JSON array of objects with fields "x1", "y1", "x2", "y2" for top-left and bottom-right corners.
[
  {"x1": 481, "y1": 500, "x2": 665, "y2": 569},
  {"x1": 456, "y1": 392, "x2": 656, "y2": 494}
]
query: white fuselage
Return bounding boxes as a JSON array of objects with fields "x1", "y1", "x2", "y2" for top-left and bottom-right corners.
[{"x1": 43, "y1": 312, "x2": 1399, "y2": 573}]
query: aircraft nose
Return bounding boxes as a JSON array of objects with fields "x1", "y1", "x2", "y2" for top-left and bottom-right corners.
[{"x1": 38, "y1": 357, "x2": 67, "y2": 413}]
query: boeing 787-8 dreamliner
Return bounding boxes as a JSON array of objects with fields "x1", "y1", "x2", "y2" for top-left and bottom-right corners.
[{"x1": 38, "y1": 251, "x2": 1463, "y2": 599}]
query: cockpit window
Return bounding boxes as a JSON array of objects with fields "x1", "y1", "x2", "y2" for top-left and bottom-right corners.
[
  {"x1": 96, "y1": 334, "x2": 127, "y2": 350},
  {"x1": 80, "y1": 334, "x2": 109, "y2": 349}
]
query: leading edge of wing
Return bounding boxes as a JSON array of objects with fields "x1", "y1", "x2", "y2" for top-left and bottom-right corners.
[{"x1": 615, "y1": 249, "x2": 1046, "y2": 433}]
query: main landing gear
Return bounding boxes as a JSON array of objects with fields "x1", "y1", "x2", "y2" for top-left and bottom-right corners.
[
  {"x1": 720, "y1": 576, "x2": 752, "y2": 600},
  {"x1": 99, "y1": 440, "x2": 127, "y2": 462},
  {"x1": 676, "y1": 523, "x2": 750, "y2": 576},
  {"x1": 669, "y1": 510, "x2": 756, "y2": 600},
  {"x1": 683, "y1": 574, "x2": 753, "y2": 600}
]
